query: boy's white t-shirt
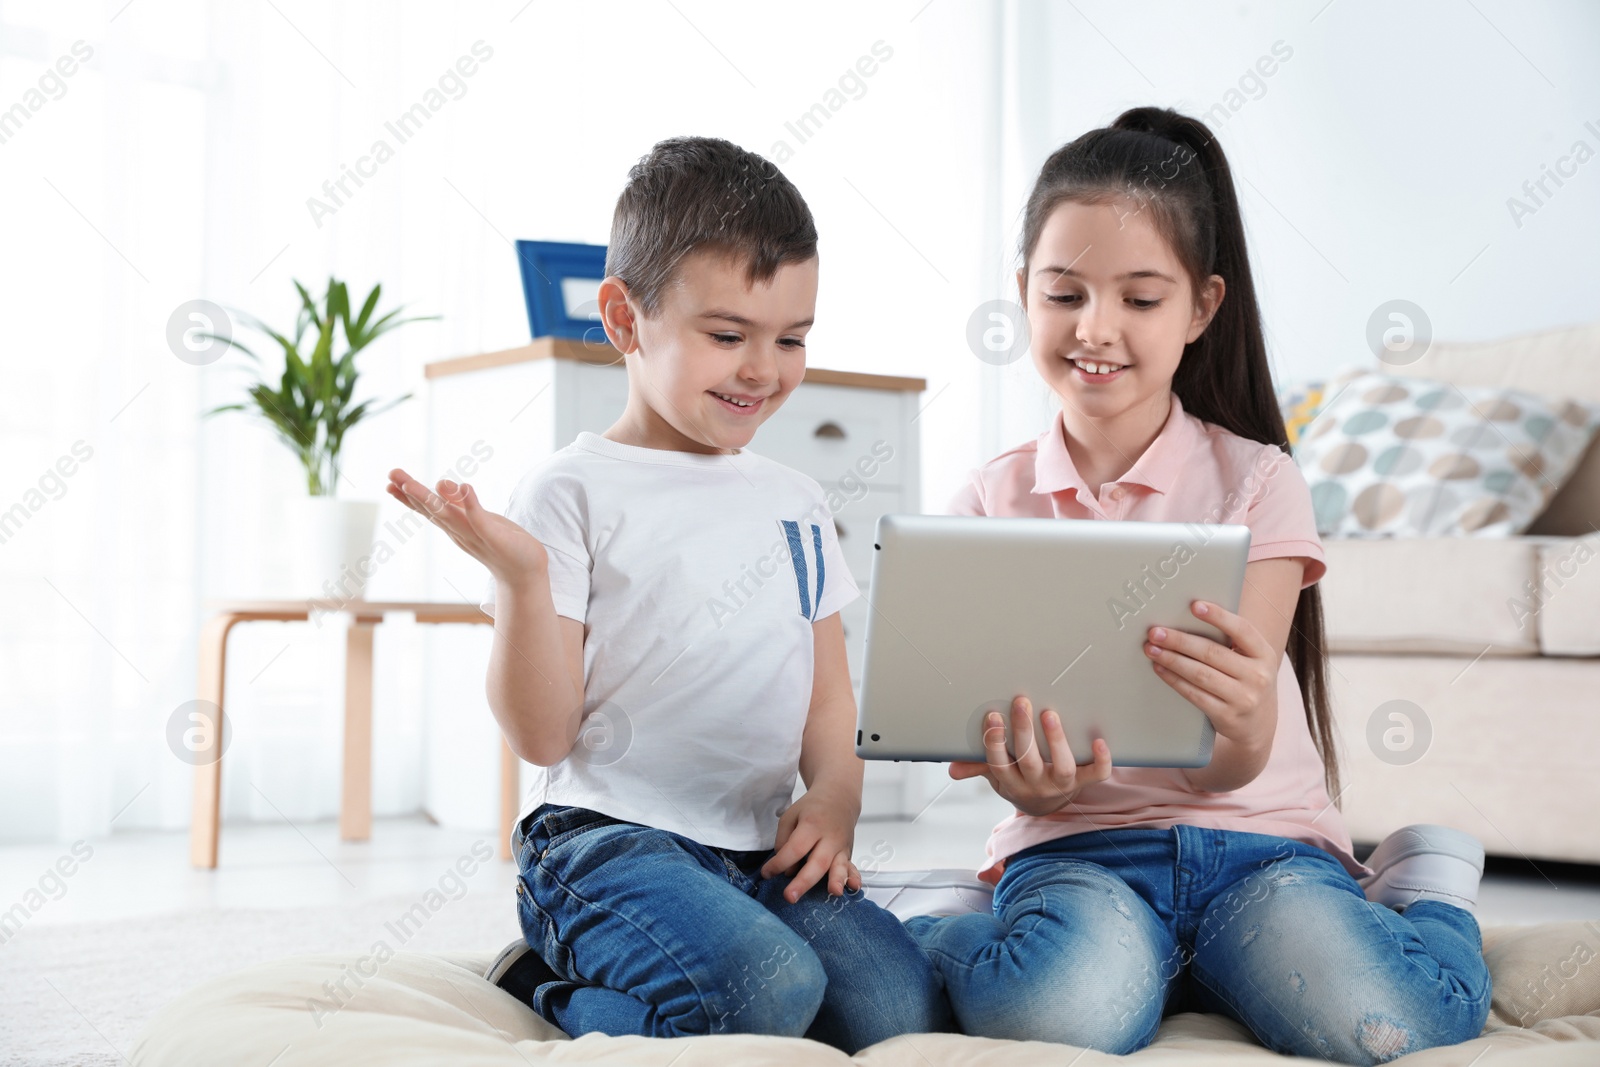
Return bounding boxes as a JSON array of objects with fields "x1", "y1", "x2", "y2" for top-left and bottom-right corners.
[{"x1": 480, "y1": 431, "x2": 859, "y2": 852}]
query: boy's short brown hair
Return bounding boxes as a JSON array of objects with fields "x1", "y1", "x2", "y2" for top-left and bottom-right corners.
[{"x1": 606, "y1": 136, "x2": 818, "y2": 314}]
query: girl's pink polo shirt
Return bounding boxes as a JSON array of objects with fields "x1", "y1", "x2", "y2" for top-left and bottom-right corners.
[{"x1": 950, "y1": 392, "x2": 1369, "y2": 883}]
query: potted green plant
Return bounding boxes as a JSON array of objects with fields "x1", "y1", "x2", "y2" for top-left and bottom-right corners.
[{"x1": 203, "y1": 277, "x2": 436, "y2": 598}]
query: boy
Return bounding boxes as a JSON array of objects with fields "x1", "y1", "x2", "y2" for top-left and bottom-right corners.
[{"x1": 385, "y1": 136, "x2": 948, "y2": 1051}]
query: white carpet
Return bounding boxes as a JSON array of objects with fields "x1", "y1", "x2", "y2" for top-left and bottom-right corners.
[{"x1": 1, "y1": 890, "x2": 523, "y2": 1067}]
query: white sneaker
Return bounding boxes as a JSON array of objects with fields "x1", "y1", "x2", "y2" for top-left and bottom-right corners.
[
  {"x1": 1358, "y1": 824, "x2": 1485, "y2": 914},
  {"x1": 858, "y1": 868, "x2": 995, "y2": 920}
]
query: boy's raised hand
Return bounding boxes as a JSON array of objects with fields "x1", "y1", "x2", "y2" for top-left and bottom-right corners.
[
  {"x1": 385, "y1": 469, "x2": 547, "y2": 585},
  {"x1": 949, "y1": 696, "x2": 1113, "y2": 817},
  {"x1": 760, "y1": 784, "x2": 862, "y2": 903}
]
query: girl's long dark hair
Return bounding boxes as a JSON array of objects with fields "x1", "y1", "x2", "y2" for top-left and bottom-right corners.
[{"x1": 1019, "y1": 106, "x2": 1340, "y2": 802}]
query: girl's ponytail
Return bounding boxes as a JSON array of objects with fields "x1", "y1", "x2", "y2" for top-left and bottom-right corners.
[
  {"x1": 1020, "y1": 107, "x2": 1341, "y2": 802},
  {"x1": 1107, "y1": 107, "x2": 1288, "y2": 450}
]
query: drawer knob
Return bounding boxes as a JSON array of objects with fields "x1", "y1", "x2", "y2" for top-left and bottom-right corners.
[{"x1": 813, "y1": 421, "x2": 846, "y2": 439}]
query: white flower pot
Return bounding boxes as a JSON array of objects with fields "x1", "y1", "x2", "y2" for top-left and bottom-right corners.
[{"x1": 282, "y1": 495, "x2": 381, "y2": 602}]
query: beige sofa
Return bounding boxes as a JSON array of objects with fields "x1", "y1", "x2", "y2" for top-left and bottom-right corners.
[{"x1": 1321, "y1": 320, "x2": 1600, "y2": 864}]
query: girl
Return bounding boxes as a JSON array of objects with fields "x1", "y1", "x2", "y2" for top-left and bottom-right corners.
[{"x1": 906, "y1": 107, "x2": 1491, "y2": 1064}]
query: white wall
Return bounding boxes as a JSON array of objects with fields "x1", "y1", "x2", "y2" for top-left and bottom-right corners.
[{"x1": 989, "y1": 0, "x2": 1600, "y2": 445}]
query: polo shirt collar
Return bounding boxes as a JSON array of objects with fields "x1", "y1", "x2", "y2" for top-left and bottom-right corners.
[{"x1": 1032, "y1": 392, "x2": 1196, "y2": 497}]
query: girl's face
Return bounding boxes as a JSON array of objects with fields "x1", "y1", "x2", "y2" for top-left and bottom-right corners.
[{"x1": 1019, "y1": 198, "x2": 1223, "y2": 422}]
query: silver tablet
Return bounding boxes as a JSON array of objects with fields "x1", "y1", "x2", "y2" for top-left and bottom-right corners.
[{"x1": 855, "y1": 514, "x2": 1251, "y2": 767}]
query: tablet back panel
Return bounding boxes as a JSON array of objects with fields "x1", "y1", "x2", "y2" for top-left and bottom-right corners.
[{"x1": 855, "y1": 514, "x2": 1251, "y2": 766}]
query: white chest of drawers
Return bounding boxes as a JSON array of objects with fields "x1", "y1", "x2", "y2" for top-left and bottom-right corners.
[{"x1": 423, "y1": 338, "x2": 925, "y2": 819}]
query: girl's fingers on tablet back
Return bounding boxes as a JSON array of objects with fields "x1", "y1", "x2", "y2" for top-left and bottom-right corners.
[
  {"x1": 983, "y1": 712, "x2": 1012, "y2": 768},
  {"x1": 1009, "y1": 697, "x2": 1039, "y2": 770},
  {"x1": 1084, "y1": 737, "x2": 1113, "y2": 783},
  {"x1": 1040, "y1": 709, "x2": 1075, "y2": 777}
]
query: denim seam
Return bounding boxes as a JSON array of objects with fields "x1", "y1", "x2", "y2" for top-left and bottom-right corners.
[
  {"x1": 1173, "y1": 827, "x2": 1199, "y2": 945},
  {"x1": 975, "y1": 889, "x2": 1064, "y2": 973},
  {"x1": 519, "y1": 887, "x2": 574, "y2": 981},
  {"x1": 1363, "y1": 901, "x2": 1492, "y2": 1014},
  {"x1": 917, "y1": 940, "x2": 976, "y2": 975}
]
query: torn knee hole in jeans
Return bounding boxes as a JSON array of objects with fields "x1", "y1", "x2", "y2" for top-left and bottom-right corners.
[{"x1": 1357, "y1": 1013, "x2": 1413, "y2": 1060}]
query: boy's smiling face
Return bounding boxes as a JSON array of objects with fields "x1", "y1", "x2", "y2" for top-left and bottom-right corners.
[{"x1": 603, "y1": 249, "x2": 818, "y2": 455}]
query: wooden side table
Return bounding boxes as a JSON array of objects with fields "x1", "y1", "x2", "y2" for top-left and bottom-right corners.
[{"x1": 190, "y1": 599, "x2": 519, "y2": 868}]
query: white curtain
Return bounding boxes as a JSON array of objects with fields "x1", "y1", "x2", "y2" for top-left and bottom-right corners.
[{"x1": 1, "y1": 0, "x2": 1001, "y2": 843}]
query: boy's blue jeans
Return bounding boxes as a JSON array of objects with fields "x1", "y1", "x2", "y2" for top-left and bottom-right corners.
[
  {"x1": 511, "y1": 804, "x2": 951, "y2": 1051},
  {"x1": 907, "y1": 825, "x2": 1491, "y2": 1065}
]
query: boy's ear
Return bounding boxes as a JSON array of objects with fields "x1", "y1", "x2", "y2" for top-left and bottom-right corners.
[{"x1": 598, "y1": 276, "x2": 640, "y2": 355}]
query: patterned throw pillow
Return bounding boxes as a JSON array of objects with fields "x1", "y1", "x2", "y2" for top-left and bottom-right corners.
[
  {"x1": 1276, "y1": 366, "x2": 1368, "y2": 447},
  {"x1": 1293, "y1": 372, "x2": 1600, "y2": 537},
  {"x1": 1278, "y1": 381, "x2": 1326, "y2": 448}
]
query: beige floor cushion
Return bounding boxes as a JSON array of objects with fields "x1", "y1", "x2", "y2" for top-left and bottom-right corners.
[{"x1": 131, "y1": 922, "x2": 1600, "y2": 1065}]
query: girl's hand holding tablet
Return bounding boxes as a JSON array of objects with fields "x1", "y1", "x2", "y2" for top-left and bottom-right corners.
[
  {"x1": 948, "y1": 696, "x2": 1113, "y2": 817},
  {"x1": 1143, "y1": 599, "x2": 1278, "y2": 757},
  {"x1": 945, "y1": 595, "x2": 1276, "y2": 818}
]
